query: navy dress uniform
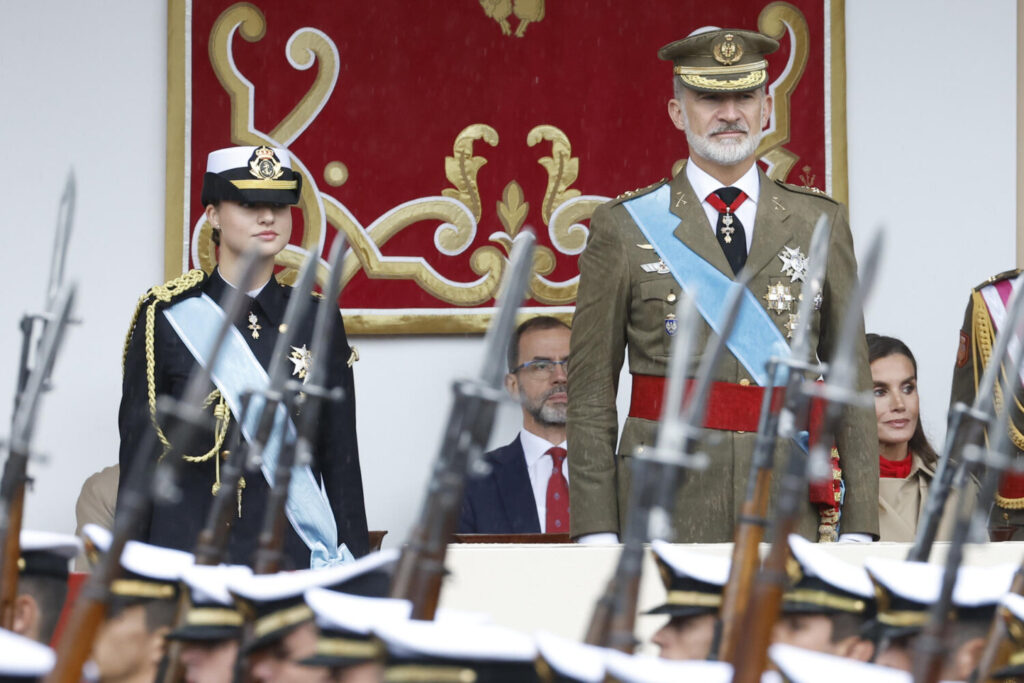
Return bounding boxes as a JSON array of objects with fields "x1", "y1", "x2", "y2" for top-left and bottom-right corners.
[
  {"x1": 300, "y1": 588, "x2": 411, "y2": 671},
  {"x1": 116, "y1": 145, "x2": 369, "y2": 568}
]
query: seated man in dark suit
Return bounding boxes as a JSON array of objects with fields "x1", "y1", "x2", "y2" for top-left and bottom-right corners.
[{"x1": 458, "y1": 316, "x2": 571, "y2": 534}]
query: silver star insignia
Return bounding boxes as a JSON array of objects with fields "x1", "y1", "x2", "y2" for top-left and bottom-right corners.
[
  {"x1": 778, "y1": 246, "x2": 809, "y2": 283},
  {"x1": 288, "y1": 344, "x2": 313, "y2": 383}
]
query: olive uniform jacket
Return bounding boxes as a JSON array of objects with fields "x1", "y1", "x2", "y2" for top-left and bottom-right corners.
[
  {"x1": 567, "y1": 166, "x2": 879, "y2": 542},
  {"x1": 117, "y1": 269, "x2": 370, "y2": 567}
]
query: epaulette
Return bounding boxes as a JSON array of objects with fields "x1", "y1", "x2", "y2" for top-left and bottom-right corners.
[
  {"x1": 607, "y1": 178, "x2": 669, "y2": 207},
  {"x1": 975, "y1": 268, "x2": 1022, "y2": 291},
  {"x1": 122, "y1": 269, "x2": 207, "y2": 372},
  {"x1": 772, "y1": 178, "x2": 840, "y2": 205}
]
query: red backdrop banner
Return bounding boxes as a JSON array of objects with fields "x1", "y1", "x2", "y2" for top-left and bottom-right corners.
[{"x1": 166, "y1": 0, "x2": 847, "y2": 333}]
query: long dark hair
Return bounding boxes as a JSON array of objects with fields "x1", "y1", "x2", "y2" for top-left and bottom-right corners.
[{"x1": 866, "y1": 333, "x2": 940, "y2": 467}]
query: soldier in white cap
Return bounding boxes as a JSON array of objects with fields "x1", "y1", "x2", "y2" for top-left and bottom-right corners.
[
  {"x1": 9, "y1": 530, "x2": 81, "y2": 644},
  {"x1": 81, "y1": 525, "x2": 194, "y2": 683},
  {"x1": 770, "y1": 535, "x2": 876, "y2": 661},
  {"x1": 116, "y1": 144, "x2": 368, "y2": 569},
  {"x1": 0, "y1": 628, "x2": 56, "y2": 682},
  {"x1": 864, "y1": 557, "x2": 1015, "y2": 680}
]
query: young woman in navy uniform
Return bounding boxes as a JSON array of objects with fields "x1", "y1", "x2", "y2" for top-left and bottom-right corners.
[{"x1": 117, "y1": 145, "x2": 369, "y2": 567}]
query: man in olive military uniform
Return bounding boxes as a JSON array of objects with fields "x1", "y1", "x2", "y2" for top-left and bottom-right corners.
[
  {"x1": 949, "y1": 268, "x2": 1024, "y2": 539},
  {"x1": 567, "y1": 27, "x2": 879, "y2": 543}
]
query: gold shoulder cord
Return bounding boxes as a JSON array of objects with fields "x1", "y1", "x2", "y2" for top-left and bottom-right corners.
[
  {"x1": 120, "y1": 270, "x2": 231, "y2": 464},
  {"x1": 974, "y1": 290, "x2": 1024, "y2": 509}
]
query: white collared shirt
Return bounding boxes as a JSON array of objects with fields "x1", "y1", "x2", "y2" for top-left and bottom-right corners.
[
  {"x1": 685, "y1": 160, "x2": 760, "y2": 252},
  {"x1": 520, "y1": 429, "x2": 569, "y2": 533}
]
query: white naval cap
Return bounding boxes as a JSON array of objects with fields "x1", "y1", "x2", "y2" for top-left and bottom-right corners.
[
  {"x1": 534, "y1": 631, "x2": 607, "y2": 683},
  {"x1": 304, "y1": 587, "x2": 412, "y2": 635},
  {"x1": 0, "y1": 628, "x2": 55, "y2": 680},
  {"x1": 788, "y1": 534, "x2": 873, "y2": 598},
  {"x1": 375, "y1": 619, "x2": 537, "y2": 662},
  {"x1": 81, "y1": 523, "x2": 194, "y2": 600},
  {"x1": 181, "y1": 563, "x2": 253, "y2": 606},
  {"x1": 19, "y1": 529, "x2": 82, "y2": 578},
  {"x1": 770, "y1": 643, "x2": 918, "y2": 683},
  {"x1": 1002, "y1": 592, "x2": 1024, "y2": 621},
  {"x1": 650, "y1": 539, "x2": 731, "y2": 586},
  {"x1": 227, "y1": 548, "x2": 399, "y2": 602},
  {"x1": 603, "y1": 651, "x2": 781, "y2": 683},
  {"x1": 864, "y1": 558, "x2": 1015, "y2": 608}
]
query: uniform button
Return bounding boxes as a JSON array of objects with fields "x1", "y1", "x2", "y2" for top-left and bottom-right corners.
[
  {"x1": 555, "y1": 520, "x2": 562, "y2": 527},
  {"x1": 667, "y1": 292, "x2": 677, "y2": 303},
  {"x1": 739, "y1": 379, "x2": 750, "y2": 386},
  {"x1": 554, "y1": 493, "x2": 560, "y2": 500}
]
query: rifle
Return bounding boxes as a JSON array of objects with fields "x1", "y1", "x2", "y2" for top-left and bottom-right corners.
[
  {"x1": 389, "y1": 231, "x2": 536, "y2": 620},
  {"x1": 0, "y1": 173, "x2": 76, "y2": 631},
  {"x1": 583, "y1": 271, "x2": 750, "y2": 652},
  {"x1": 251, "y1": 238, "x2": 347, "y2": 575},
  {"x1": 0, "y1": 285, "x2": 76, "y2": 630},
  {"x1": 915, "y1": 290, "x2": 1024, "y2": 683},
  {"x1": 907, "y1": 272, "x2": 1024, "y2": 563},
  {"x1": 731, "y1": 226, "x2": 882, "y2": 682},
  {"x1": 46, "y1": 252, "x2": 262, "y2": 683}
]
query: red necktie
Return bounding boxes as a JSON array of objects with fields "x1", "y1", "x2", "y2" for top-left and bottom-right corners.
[{"x1": 545, "y1": 447, "x2": 569, "y2": 533}]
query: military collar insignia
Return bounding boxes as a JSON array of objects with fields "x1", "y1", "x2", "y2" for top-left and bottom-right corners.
[
  {"x1": 778, "y1": 246, "x2": 809, "y2": 282},
  {"x1": 247, "y1": 311, "x2": 262, "y2": 339},
  {"x1": 249, "y1": 146, "x2": 285, "y2": 181},
  {"x1": 713, "y1": 34, "x2": 742, "y2": 65},
  {"x1": 289, "y1": 344, "x2": 313, "y2": 383}
]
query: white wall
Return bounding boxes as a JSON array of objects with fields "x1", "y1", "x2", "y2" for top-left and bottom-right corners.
[{"x1": 0, "y1": 1, "x2": 1015, "y2": 544}]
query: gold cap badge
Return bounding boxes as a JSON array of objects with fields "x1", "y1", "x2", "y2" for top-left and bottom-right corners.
[
  {"x1": 249, "y1": 146, "x2": 284, "y2": 181},
  {"x1": 713, "y1": 34, "x2": 742, "y2": 65}
]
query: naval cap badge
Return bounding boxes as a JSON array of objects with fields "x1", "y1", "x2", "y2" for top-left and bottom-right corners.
[
  {"x1": 249, "y1": 145, "x2": 284, "y2": 181},
  {"x1": 713, "y1": 33, "x2": 743, "y2": 65},
  {"x1": 778, "y1": 246, "x2": 809, "y2": 283}
]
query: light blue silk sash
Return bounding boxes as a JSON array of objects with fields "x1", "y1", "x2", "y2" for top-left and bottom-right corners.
[
  {"x1": 622, "y1": 185, "x2": 790, "y2": 387},
  {"x1": 164, "y1": 294, "x2": 353, "y2": 568}
]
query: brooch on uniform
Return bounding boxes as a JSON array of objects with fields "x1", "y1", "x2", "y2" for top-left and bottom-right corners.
[
  {"x1": 664, "y1": 313, "x2": 678, "y2": 336},
  {"x1": 785, "y1": 313, "x2": 799, "y2": 339},
  {"x1": 288, "y1": 344, "x2": 313, "y2": 383},
  {"x1": 247, "y1": 312, "x2": 262, "y2": 339},
  {"x1": 764, "y1": 282, "x2": 794, "y2": 314},
  {"x1": 778, "y1": 246, "x2": 809, "y2": 282}
]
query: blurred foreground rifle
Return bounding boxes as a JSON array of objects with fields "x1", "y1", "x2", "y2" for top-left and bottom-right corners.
[
  {"x1": 916, "y1": 286, "x2": 1024, "y2": 683},
  {"x1": 715, "y1": 218, "x2": 834, "y2": 662},
  {"x1": 732, "y1": 226, "x2": 882, "y2": 682},
  {"x1": 46, "y1": 253, "x2": 261, "y2": 683},
  {"x1": 1, "y1": 173, "x2": 76, "y2": 630},
  {"x1": 907, "y1": 273, "x2": 1024, "y2": 563},
  {"x1": 0, "y1": 285, "x2": 76, "y2": 630},
  {"x1": 583, "y1": 272, "x2": 750, "y2": 652},
  {"x1": 389, "y1": 231, "x2": 536, "y2": 620},
  {"x1": 252, "y1": 240, "x2": 346, "y2": 575}
]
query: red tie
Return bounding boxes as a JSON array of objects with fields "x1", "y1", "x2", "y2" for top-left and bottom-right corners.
[{"x1": 545, "y1": 447, "x2": 569, "y2": 533}]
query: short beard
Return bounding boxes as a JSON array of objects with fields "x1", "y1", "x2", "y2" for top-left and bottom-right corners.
[
  {"x1": 681, "y1": 102, "x2": 764, "y2": 166},
  {"x1": 523, "y1": 387, "x2": 567, "y2": 426}
]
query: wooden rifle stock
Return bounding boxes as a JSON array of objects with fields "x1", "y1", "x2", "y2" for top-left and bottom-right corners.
[{"x1": 0, "y1": 477, "x2": 25, "y2": 629}]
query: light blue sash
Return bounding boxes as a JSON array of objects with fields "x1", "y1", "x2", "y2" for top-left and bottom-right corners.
[
  {"x1": 623, "y1": 184, "x2": 790, "y2": 386},
  {"x1": 164, "y1": 294, "x2": 353, "y2": 568}
]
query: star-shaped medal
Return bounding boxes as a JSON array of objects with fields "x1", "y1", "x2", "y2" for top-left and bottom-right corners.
[
  {"x1": 288, "y1": 344, "x2": 313, "y2": 383},
  {"x1": 778, "y1": 246, "x2": 809, "y2": 282},
  {"x1": 763, "y1": 282, "x2": 795, "y2": 314}
]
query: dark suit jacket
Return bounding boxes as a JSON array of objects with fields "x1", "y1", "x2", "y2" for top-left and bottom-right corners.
[{"x1": 458, "y1": 436, "x2": 542, "y2": 534}]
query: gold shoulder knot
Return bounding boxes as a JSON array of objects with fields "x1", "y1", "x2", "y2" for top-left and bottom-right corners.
[
  {"x1": 615, "y1": 178, "x2": 668, "y2": 201},
  {"x1": 347, "y1": 346, "x2": 359, "y2": 368}
]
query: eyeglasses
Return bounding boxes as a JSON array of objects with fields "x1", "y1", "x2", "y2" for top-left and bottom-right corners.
[{"x1": 511, "y1": 359, "x2": 569, "y2": 376}]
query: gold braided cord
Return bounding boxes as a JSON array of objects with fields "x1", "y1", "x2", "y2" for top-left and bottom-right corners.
[
  {"x1": 972, "y1": 289, "x2": 1024, "y2": 453},
  {"x1": 679, "y1": 69, "x2": 767, "y2": 90},
  {"x1": 995, "y1": 492, "x2": 1024, "y2": 509},
  {"x1": 181, "y1": 394, "x2": 231, "y2": 463}
]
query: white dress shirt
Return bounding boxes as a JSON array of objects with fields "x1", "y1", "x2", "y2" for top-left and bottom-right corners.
[
  {"x1": 685, "y1": 160, "x2": 760, "y2": 253},
  {"x1": 520, "y1": 429, "x2": 568, "y2": 533}
]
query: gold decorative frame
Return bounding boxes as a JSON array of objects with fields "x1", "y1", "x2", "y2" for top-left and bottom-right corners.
[{"x1": 165, "y1": 0, "x2": 848, "y2": 333}]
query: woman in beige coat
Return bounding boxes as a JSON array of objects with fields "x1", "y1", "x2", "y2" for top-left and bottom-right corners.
[{"x1": 869, "y1": 334, "x2": 973, "y2": 541}]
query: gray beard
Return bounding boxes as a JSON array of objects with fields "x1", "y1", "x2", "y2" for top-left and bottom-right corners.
[{"x1": 686, "y1": 126, "x2": 762, "y2": 166}]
